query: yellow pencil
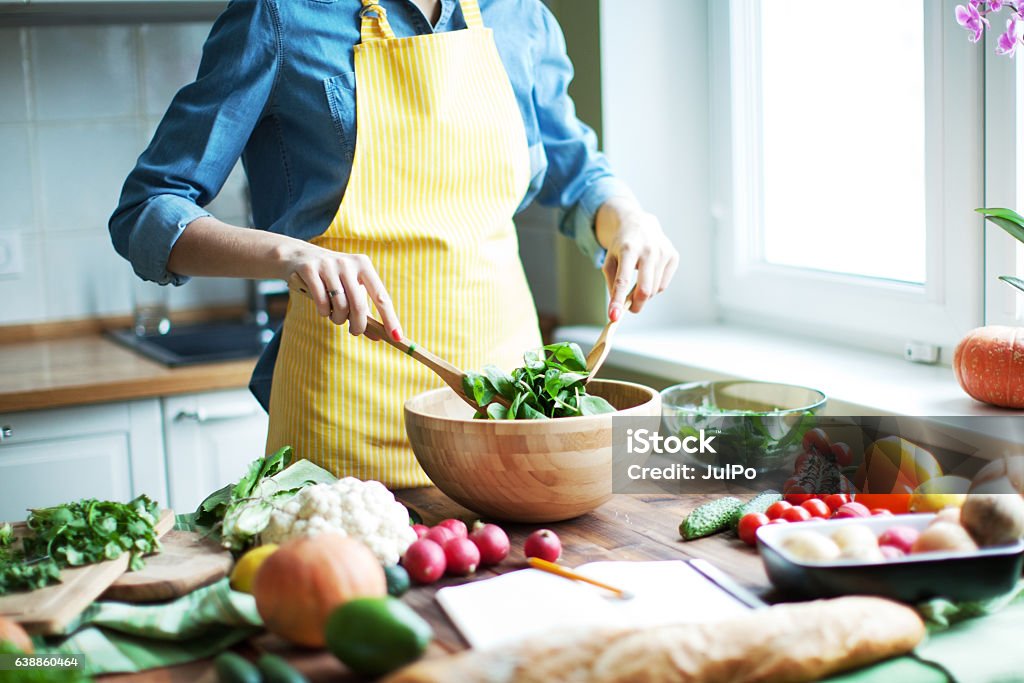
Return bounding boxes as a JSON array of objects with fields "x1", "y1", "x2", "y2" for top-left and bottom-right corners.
[{"x1": 527, "y1": 557, "x2": 634, "y2": 600}]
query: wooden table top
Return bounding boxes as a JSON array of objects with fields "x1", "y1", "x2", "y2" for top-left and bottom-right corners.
[
  {"x1": 99, "y1": 488, "x2": 771, "y2": 683},
  {"x1": 0, "y1": 336, "x2": 256, "y2": 413}
]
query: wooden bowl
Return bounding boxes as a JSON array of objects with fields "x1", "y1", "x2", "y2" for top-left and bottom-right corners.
[{"x1": 404, "y1": 380, "x2": 660, "y2": 522}]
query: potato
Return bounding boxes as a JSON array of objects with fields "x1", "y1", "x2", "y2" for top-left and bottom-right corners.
[
  {"x1": 780, "y1": 530, "x2": 841, "y2": 563},
  {"x1": 911, "y1": 522, "x2": 977, "y2": 555},
  {"x1": 960, "y1": 493, "x2": 1024, "y2": 547},
  {"x1": 831, "y1": 525, "x2": 878, "y2": 553}
]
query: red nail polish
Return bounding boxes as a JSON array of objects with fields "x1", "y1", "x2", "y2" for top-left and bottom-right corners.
[
  {"x1": 391, "y1": 328, "x2": 403, "y2": 342},
  {"x1": 610, "y1": 308, "x2": 620, "y2": 323}
]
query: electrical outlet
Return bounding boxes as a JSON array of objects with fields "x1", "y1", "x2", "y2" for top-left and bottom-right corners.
[{"x1": 0, "y1": 233, "x2": 24, "y2": 276}]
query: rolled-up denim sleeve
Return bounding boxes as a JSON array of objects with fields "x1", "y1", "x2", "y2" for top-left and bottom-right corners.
[
  {"x1": 530, "y1": 3, "x2": 635, "y2": 268},
  {"x1": 109, "y1": 0, "x2": 281, "y2": 285}
]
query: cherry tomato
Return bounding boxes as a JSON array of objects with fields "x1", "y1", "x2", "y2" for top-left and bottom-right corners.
[
  {"x1": 823, "y1": 493, "x2": 850, "y2": 512},
  {"x1": 871, "y1": 508, "x2": 894, "y2": 517},
  {"x1": 801, "y1": 498, "x2": 831, "y2": 518},
  {"x1": 802, "y1": 428, "x2": 831, "y2": 456},
  {"x1": 767, "y1": 518, "x2": 790, "y2": 525},
  {"x1": 737, "y1": 512, "x2": 770, "y2": 546},
  {"x1": 781, "y1": 506, "x2": 812, "y2": 523},
  {"x1": 831, "y1": 442, "x2": 854, "y2": 468},
  {"x1": 765, "y1": 500, "x2": 793, "y2": 520},
  {"x1": 784, "y1": 490, "x2": 814, "y2": 505}
]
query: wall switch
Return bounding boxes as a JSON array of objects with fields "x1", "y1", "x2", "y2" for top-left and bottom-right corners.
[{"x1": 0, "y1": 233, "x2": 24, "y2": 276}]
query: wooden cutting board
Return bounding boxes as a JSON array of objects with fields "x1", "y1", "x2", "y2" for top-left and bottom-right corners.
[
  {"x1": 101, "y1": 529, "x2": 233, "y2": 603},
  {"x1": 0, "y1": 509, "x2": 174, "y2": 635}
]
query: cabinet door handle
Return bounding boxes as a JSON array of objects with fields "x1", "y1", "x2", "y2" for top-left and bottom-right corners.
[
  {"x1": 0, "y1": 426, "x2": 11, "y2": 442},
  {"x1": 174, "y1": 404, "x2": 261, "y2": 424}
]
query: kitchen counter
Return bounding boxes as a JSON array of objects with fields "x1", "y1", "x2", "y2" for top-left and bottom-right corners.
[
  {"x1": 0, "y1": 335, "x2": 256, "y2": 413},
  {"x1": 99, "y1": 488, "x2": 769, "y2": 682}
]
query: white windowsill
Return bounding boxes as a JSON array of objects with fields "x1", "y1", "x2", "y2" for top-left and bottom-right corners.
[{"x1": 554, "y1": 323, "x2": 1015, "y2": 418}]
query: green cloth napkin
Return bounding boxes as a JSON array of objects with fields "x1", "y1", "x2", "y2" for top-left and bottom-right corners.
[
  {"x1": 42, "y1": 578, "x2": 261, "y2": 677},
  {"x1": 826, "y1": 581, "x2": 1024, "y2": 683}
]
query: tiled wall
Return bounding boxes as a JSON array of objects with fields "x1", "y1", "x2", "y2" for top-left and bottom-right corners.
[
  {"x1": 0, "y1": 20, "x2": 559, "y2": 327},
  {"x1": 0, "y1": 21, "x2": 248, "y2": 326}
]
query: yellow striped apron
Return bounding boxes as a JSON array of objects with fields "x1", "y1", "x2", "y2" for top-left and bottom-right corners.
[{"x1": 266, "y1": 0, "x2": 542, "y2": 486}]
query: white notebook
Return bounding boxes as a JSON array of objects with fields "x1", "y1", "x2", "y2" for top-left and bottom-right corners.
[{"x1": 435, "y1": 560, "x2": 752, "y2": 650}]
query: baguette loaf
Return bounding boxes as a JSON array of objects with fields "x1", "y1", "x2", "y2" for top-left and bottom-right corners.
[{"x1": 383, "y1": 596, "x2": 925, "y2": 683}]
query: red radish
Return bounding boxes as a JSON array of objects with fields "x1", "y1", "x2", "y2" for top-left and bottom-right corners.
[
  {"x1": 879, "y1": 544, "x2": 906, "y2": 560},
  {"x1": 412, "y1": 524, "x2": 430, "y2": 540},
  {"x1": 767, "y1": 518, "x2": 790, "y2": 525},
  {"x1": 426, "y1": 526, "x2": 456, "y2": 546},
  {"x1": 877, "y1": 526, "x2": 920, "y2": 555},
  {"x1": 765, "y1": 501, "x2": 793, "y2": 520},
  {"x1": 437, "y1": 519, "x2": 468, "y2": 539},
  {"x1": 524, "y1": 529, "x2": 561, "y2": 562},
  {"x1": 402, "y1": 540, "x2": 446, "y2": 584},
  {"x1": 834, "y1": 502, "x2": 871, "y2": 519},
  {"x1": 443, "y1": 538, "x2": 480, "y2": 576},
  {"x1": 781, "y1": 506, "x2": 812, "y2": 523},
  {"x1": 871, "y1": 508, "x2": 894, "y2": 517},
  {"x1": 469, "y1": 522, "x2": 510, "y2": 565},
  {"x1": 801, "y1": 498, "x2": 831, "y2": 518}
]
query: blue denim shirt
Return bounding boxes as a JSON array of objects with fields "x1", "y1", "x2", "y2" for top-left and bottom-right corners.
[{"x1": 110, "y1": 0, "x2": 631, "y2": 408}]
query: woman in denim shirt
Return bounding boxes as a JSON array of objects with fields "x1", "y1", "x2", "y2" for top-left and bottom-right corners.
[{"x1": 110, "y1": 0, "x2": 678, "y2": 485}]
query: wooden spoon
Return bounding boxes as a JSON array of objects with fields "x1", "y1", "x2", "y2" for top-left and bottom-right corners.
[
  {"x1": 585, "y1": 297, "x2": 632, "y2": 383},
  {"x1": 287, "y1": 277, "x2": 505, "y2": 412}
]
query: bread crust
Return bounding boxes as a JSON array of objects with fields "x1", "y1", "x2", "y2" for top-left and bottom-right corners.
[{"x1": 383, "y1": 596, "x2": 925, "y2": 683}]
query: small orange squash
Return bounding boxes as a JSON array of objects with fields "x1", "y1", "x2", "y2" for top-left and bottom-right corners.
[
  {"x1": 954, "y1": 326, "x2": 1024, "y2": 409},
  {"x1": 252, "y1": 533, "x2": 385, "y2": 647},
  {"x1": 0, "y1": 616, "x2": 33, "y2": 653}
]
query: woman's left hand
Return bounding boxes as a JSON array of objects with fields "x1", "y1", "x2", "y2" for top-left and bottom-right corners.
[{"x1": 595, "y1": 196, "x2": 679, "y2": 322}]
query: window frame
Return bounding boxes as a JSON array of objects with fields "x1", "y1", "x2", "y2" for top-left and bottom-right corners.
[{"x1": 710, "y1": 0, "x2": 985, "y2": 357}]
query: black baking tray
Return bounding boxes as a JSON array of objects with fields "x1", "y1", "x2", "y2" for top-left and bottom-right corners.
[{"x1": 757, "y1": 513, "x2": 1024, "y2": 603}]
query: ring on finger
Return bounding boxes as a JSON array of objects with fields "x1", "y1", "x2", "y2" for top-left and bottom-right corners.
[{"x1": 328, "y1": 289, "x2": 340, "y2": 298}]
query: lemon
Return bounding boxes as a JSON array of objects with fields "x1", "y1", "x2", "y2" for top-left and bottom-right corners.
[
  {"x1": 230, "y1": 543, "x2": 279, "y2": 594},
  {"x1": 910, "y1": 475, "x2": 971, "y2": 512}
]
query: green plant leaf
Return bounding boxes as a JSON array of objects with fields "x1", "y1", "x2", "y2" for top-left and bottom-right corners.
[
  {"x1": 999, "y1": 275, "x2": 1024, "y2": 295},
  {"x1": 486, "y1": 403, "x2": 509, "y2": 420},
  {"x1": 579, "y1": 395, "x2": 616, "y2": 416},
  {"x1": 483, "y1": 365, "x2": 516, "y2": 400},
  {"x1": 977, "y1": 207, "x2": 1024, "y2": 243}
]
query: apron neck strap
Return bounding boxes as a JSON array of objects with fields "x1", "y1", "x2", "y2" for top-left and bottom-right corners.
[{"x1": 360, "y1": 0, "x2": 485, "y2": 43}]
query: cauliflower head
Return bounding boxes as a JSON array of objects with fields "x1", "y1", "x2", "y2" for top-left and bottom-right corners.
[{"x1": 261, "y1": 477, "x2": 417, "y2": 565}]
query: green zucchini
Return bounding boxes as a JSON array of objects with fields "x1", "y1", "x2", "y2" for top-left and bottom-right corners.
[
  {"x1": 258, "y1": 653, "x2": 309, "y2": 683},
  {"x1": 729, "y1": 490, "x2": 783, "y2": 531},
  {"x1": 679, "y1": 497, "x2": 744, "y2": 540},
  {"x1": 215, "y1": 652, "x2": 261, "y2": 683}
]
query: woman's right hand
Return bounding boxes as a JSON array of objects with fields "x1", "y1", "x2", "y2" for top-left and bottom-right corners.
[{"x1": 282, "y1": 243, "x2": 402, "y2": 341}]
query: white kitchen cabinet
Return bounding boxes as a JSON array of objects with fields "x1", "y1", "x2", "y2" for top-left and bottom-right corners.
[
  {"x1": 0, "y1": 400, "x2": 167, "y2": 520},
  {"x1": 162, "y1": 388, "x2": 268, "y2": 513}
]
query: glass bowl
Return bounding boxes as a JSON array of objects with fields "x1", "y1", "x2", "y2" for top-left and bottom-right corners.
[{"x1": 660, "y1": 380, "x2": 827, "y2": 474}]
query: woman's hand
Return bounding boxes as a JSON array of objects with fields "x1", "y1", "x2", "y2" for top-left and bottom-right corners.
[
  {"x1": 595, "y1": 197, "x2": 679, "y2": 322},
  {"x1": 281, "y1": 243, "x2": 402, "y2": 341}
]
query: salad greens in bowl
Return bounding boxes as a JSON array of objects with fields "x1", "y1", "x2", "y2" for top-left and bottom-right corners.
[{"x1": 660, "y1": 381, "x2": 827, "y2": 473}]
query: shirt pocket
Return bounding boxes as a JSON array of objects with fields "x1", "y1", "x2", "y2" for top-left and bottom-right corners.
[{"x1": 324, "y1": 72, "x2": 357, "y2": 164}]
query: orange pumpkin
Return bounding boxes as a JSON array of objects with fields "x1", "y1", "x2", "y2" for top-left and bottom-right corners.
[
  {"x1": 253, "y1": 533, "x2": 386, "y2": 648},
  {"x1": 954, "y1": 326, "x2": 1024, "y2": 409},
  {"x1": 0, "y1": 616, "x2": 33, "y2": 654}
]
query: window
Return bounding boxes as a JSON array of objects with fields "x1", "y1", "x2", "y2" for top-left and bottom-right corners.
[{"x1": 711, "y1": 0, "x2": 984, "y2": 355}]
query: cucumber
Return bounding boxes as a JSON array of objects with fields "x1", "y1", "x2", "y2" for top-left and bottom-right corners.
[
  {"x1": 729, "y1": 490, "x2": 783, "y2": 531},
  {"x1": 679, "y1": 497, "x2": 744, "y2": 540},
  {"x1": 214, "y1": 652, "x2": 261, "y2": 683},
  {"x1": 258, "y1": 653, "x2": 308, "y2": 683}
]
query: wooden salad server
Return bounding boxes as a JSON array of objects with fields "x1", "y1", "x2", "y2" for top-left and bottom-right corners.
[
  {"x1": 585, "y1": 296, "x2": 632, "y2": 383},
  {"x1": 287, "y1": 277, "x2": 506, "y2": 412}
]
